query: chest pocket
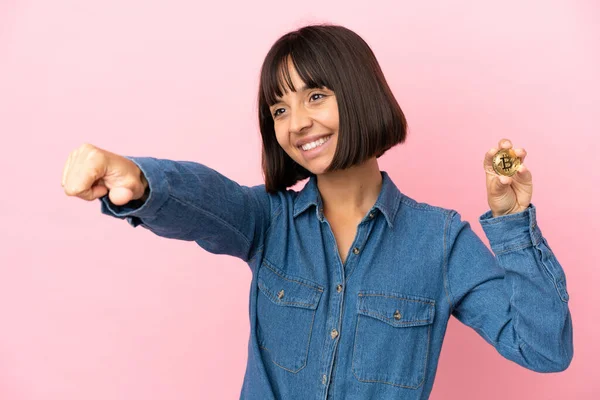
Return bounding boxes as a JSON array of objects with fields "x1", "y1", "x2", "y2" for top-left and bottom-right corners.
[
  {"x1": 352, "y1": 291, "x2": 435, "y2": 389},
  {"x1": 256, "y1": 262, "x2": 323, "y2": 373}
]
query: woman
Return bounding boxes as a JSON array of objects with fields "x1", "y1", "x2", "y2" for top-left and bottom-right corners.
[{"x1": 62, "y1": 24, "x2": 572, "y2": 399}]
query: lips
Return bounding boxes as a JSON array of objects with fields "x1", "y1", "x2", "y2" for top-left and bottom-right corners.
[
  {"x1": 296, "y1": 134, "x2": 333, "y2": 148},
  {"x1": 296, "y1": 134, "x2": 333, "y2": 161}
]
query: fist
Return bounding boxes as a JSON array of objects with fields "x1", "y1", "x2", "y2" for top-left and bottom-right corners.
[{"x1": 62, "y1": 143, "x2": 148, "y2": 206}]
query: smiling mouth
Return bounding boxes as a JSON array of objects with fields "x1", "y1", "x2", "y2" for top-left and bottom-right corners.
[{"x1": 298, "y1": 135, "x2": 333, "y2": 151}]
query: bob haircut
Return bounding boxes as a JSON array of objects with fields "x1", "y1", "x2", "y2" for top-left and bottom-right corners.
[{"x1": 258, "y1": 24, "x2": 408, "y2": 193}]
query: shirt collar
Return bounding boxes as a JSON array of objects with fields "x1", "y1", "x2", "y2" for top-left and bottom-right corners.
[{"x1": 292, "y1": 171, "x2": 402, "y2": 228}]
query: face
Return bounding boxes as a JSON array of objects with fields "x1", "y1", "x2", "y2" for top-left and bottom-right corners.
[{"x1": 269, "y1": 60, "x2": 339, "y2": 175}]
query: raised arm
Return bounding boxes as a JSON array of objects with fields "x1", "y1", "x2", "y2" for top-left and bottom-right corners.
[
  {"x1": 101, "y1": 156, "x2": 273, "y2": 261},
  {"x1": 63, "y1": 144, "x2": 273, "y2": 262},
  {"x1": 444, "y1": 205, "x2": 573, "y2": 372}
]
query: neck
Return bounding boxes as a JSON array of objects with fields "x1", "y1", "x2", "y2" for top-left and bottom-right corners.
[{"x1": 316, "y1": 157, "x2": 382, "y2": 219}]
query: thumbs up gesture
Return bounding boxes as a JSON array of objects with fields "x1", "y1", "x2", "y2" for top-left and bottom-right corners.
[{"x1": 62, "y1": 143, "x2": 148, "y2": 206}]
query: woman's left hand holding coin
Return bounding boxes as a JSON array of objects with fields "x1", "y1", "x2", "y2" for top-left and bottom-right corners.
[{"x1": 483, "y1": 139, "x2": 533, "y2": 218}]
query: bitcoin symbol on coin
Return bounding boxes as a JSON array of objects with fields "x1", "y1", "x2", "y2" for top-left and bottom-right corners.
[
  {"x1": 493, "y1": 148, "x2": 521, "y2": 177},
  {"x1": 500, "y1": 154, "x2": 513, "y2": 172}
]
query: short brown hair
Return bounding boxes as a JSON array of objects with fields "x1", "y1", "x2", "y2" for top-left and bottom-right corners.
[{"x1": 258, "y1": 24, "x2": 408, "y2": 193}]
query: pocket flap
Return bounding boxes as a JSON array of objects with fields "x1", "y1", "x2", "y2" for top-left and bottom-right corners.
[
  {"x1": 258, "y1": 262, "x2": 323, "y2": 310},
  {"x1": 357, "y1": 291, "x2": 435, "y2": 327}
]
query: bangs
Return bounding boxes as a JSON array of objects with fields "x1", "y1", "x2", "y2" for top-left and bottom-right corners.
[{"x1": 260, "y1": 36, "x2": 335, "y2": 107}]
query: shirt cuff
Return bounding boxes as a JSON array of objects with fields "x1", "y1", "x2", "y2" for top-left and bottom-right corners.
[
  {"x1": 99, "y1": 157, "x2": 170, "y2": 226},
  {"x1": 479, "y1": 203, "x2": 543, "y2": 254}
]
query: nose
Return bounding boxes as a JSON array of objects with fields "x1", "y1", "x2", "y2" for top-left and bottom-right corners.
[{"x1": 289, "y1": 105, "x2": 313, "y2": 135}]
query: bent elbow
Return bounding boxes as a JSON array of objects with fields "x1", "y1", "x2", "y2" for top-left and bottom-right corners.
[
  {"x1": 534, "y1": 356, "x2": 572, "y2": 373},
  {"x1": 519, "y1": 341, "x2": 573, "y2": 373}
]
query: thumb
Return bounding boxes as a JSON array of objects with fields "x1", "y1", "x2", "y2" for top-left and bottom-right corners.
[
  {"x1": 108, "y1": 186, "x2": 135, "y2": 206},
  {"x1": 77, "y1": 184, "x2": 109, "y2": 201}
]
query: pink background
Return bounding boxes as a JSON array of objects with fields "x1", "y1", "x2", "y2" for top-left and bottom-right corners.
[{"x1": 1, "y1": 0, "x2": 598, "y2": 398}]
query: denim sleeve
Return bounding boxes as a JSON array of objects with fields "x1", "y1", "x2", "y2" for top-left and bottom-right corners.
[
  {"x1": 99, "y1": 156, "x2": 274, "y2": 262},
  {"x1": 444, "y1": 203, "x2": 573, "y2": 372}
]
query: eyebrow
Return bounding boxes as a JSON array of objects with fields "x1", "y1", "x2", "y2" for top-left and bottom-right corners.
[{"x1": 273, "y1": 84, "x2": 314, "y2": 103}]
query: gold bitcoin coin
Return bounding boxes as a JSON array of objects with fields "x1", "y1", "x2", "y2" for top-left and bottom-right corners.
[{"x1": 492, "y1": 148, "x2": 521, "y2": 177}]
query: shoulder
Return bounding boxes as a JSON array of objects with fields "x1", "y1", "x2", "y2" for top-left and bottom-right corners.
[
  {"x1": 398, "y1": 192, "x2": 457, "y2": 218},
  {"x1": 246, "y1": 184, "x2": 305, "y2": 219}
]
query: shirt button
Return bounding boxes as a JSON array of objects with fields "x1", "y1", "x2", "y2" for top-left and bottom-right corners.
[
  {"x1": 352, "y1": 247, "x2": 360, "y2": 255},
  {"x1": 336, "y1": 284, "x2": 343, "y2": 293},
  {"x1": 322, "y1": 374, "x2": 327, "y2": 384},
  {"x1": 277, "y1": 289, "x2": 284, "y2": 299},
  {"x1": 330, "y1": 329, "x2": 339, "y2": 339},
  {"x1": 368, "y1": 212, "x2": 375, "y2": 219}
]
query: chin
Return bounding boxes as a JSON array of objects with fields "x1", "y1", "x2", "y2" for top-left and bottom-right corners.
[
  {"x1": 286, "y1": 147, "x2": 334, "y2": 176},
  {"x1": 303, "y1": 159, "x2": 333, "y2": 176}
]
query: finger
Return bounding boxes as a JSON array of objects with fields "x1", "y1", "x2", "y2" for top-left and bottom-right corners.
[
  {"x1": 514, "y1": 148, "x2": 527, "y2": 163},
  {"x1": 497, "y1": 175, "x2": 512, "y2": 187},
  {"x1": 65, "y1": 165, "x2": 100, "y2": 197},
  {"x1": 74, "y1": 165, "x2": 102, "y2": 196},
  {"x1": 62, "y1": 151, "x2": 73, "y2": 187},
  {"x1": 77, "y1": 184, "x2": 109, "y2": 202},
  {"x1": 498, "y1": 138, "x2": 512, "y2": 149},
  {"x1": 514, "y1": 164, "x2": 532, "y2": 183},
  {"x1": 91, "y1": 184, "x2": 109, "y2": 200},
  {"x1": 489, "y1": 174, "x2": 512, "y2": 196}
]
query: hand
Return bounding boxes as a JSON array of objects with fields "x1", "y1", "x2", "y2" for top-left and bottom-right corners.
[
  {"x1": 483, "y1": 139, "x2": 533, "y2": 218},
  {"x1": 62, "y1": 143, "x2": 148, "y2": 205}
]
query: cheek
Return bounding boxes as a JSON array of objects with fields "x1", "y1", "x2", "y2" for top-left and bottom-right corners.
[
  {"x1": 273, "y1": 126, "x2": 293, "y2": 153},
  {"x1": 331, "y1": 108, "x2": 340, "y2": 129},
  {"x1": 317, "y1": 106, "x2": 339, "y2": 129},
  {"x1": 273, "y1": 127, "x2": 285, "y2": 148}
]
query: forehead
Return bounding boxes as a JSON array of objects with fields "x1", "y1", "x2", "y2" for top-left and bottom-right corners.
[
  {"x1": 264, "y1": 55, "x2": 327, "y2": 106},
  {"x1": 274, "y1": 61, "x2": 308, "y2": 100}
]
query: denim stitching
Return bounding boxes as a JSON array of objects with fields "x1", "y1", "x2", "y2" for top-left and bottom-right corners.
[
  {"x1": 443, "y1": 211, "x2": 456, "y2": 310},
  {"x1": 261, "y1": 259, "x2": 324, "y2": 292},
  {"x1": 422, "y1": 322, "x2": 432, "y2": 386},
  {"x1": 358, "y1": 292, "x2": 434, "y2": 305},
  {"x1": 247, "y1": 246, "x2": 263, "y2": 265},
  {"x1": 513, "y1": 268, "x2": 522, "y2": 352},
  {"x1": 352, "y1": 292, "x2": 433, "y2": 389},
  {"x1": 481, "y1": 211, "x2": 528, "y2": 224},
  {"x1": 357, "y1": 309, "x2": 431, "y2": 326},
  {"x1": 351, "y1": 315, "x2": 426, "y2": 389},
  {"x1": 532, "y1": 241, "x2": 569, "y2": 303},
  {"x1": 257, "y1": 292, "x2": 318, "y2": 373},
  {"x1": 497, "y1": 240, "x2": 568, "y2": 302},
  {"x1": 248, "y1": 205, "x2": 283, "y2": 264},
  {"x1": 399, "y1": 196, "x2": 449, "y2": 214},
  {"x1": 255, "y1": 261, "x2": 322, "y2": 372},
  {"x1": 257, "y1": 281, "x2": 318, "y2": 309},
  {"x1": 259, "y1": 344, "x2": 307, "y2": 374},
  {"x1": 346, "y1": 219, "x2": 377, "y2": 281},
  {"x1": 493, "y1": 241, "x2": 534, "y2": 256}
]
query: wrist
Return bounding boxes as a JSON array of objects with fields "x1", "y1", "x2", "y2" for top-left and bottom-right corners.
[
  {"x1": 491, "y1": 205, "x2": 529, "y2": 218},
  {"x1": 139, "y1": 171, "x2": 150, "y2": 202}
]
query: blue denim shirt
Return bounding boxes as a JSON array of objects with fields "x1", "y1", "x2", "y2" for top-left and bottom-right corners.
[{"x1": 100, "y1": 157, "x2": 573, "y2": 400}]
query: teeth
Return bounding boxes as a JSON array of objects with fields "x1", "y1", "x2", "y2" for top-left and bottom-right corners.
[{"x1": 301, "y1": 136, "x2": 330, "y2": 151}]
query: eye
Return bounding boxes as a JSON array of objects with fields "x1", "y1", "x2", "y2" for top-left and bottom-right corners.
[
  {"x1": 273, "y1": 108, "x2": 285, "y2": 117},
  {"x1": 310, "y1": 93, "x2": 325, "y2": 101}
]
